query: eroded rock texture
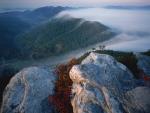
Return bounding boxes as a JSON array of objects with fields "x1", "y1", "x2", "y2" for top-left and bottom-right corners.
[
  {"x1": 70, "y1": 52, "x2": 150, "y2": 113},
  {"x1": 0, "y1": 67, "x2": 57, "y2": 113}
]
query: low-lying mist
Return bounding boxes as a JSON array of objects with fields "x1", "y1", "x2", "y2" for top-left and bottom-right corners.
[{"x1": 57, "y1": 8, "x2": 150, "y2": 52}]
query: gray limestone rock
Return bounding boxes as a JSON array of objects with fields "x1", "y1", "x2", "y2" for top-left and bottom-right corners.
[
  {"x1": 1, "y1": 66, "x2": 57, "y2": 113},
  {"x1": 69, "y1": 52, "x2": 140, "y2": 113}
]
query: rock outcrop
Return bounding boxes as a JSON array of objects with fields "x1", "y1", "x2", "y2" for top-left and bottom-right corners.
[
  {"x1": 70, "y1": 52, "x2": 150, "y2": 113},
  {"x1": 0, "y1": 67, "x2": 57, "y2": 113},
  {"x1": 1, "y1": 52, "x2": 150, "y2": 113},
  {"x1": 124, "y1": 86, "x2": 150, "y2": 113}
]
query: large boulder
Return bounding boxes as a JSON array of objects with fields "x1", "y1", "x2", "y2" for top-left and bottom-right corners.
[
  {"x1": 69, "y1": 52, "x2": 145, "y2": 113},
  {"x1": 124, "y1": 86, "x2": 150, "y2": 113},
  {"x1": 0, "y1": 66, "x2": 57, "y2": 113}
]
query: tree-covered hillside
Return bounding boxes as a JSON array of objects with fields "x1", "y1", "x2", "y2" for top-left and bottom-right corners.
[
  {"x1": 0, "y1": 6, "x2": 69, "y2": 60},
  {"x1": 0, "y1": 16, "x2": 30, "y2": 59},
  {"x1": 16, "y1": 17, "x2": 115, "y2": 59}
]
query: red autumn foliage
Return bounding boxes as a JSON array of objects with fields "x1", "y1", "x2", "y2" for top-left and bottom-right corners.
[
  {"x1": 138, "y1": 69, "x2": 150, "y2": 81},
  {"x1": 143, "y1": 76, "x2": 150, "y2": 81},
  {"x1": 49, "y1": 58, "x2": 80, "y2": 113}
]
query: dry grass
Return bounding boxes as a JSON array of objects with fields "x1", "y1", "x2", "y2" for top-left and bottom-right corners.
[{"x1": 49, "y1": 58, "x2": 80, "y2": 113}]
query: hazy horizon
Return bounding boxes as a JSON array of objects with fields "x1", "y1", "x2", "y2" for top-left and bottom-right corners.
[{"x1": 0, "y1": 0, "x2": 150, "y2": 9}]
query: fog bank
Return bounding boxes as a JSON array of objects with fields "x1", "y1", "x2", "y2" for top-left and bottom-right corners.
[{"x1": 57, "y1": 8, "x2": 150, "y2": 52}]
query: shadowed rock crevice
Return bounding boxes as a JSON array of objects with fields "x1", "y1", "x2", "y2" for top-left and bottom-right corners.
[
  {"x1": 0, "y1": 65, "x2": 19, "y2": 108},
  {"x1": 48, "y1": 58, "x2": 80, "y2": 113}
]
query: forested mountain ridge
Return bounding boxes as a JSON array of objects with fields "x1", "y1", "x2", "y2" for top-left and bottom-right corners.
[
  {"x1": 16, "y1": 16, "x2": 115, "y2": 59},
  {"x1": 0, "y1": 6, "x2": 69, "y2": 60}
]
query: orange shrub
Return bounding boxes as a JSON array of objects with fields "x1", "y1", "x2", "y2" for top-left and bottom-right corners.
[{"x1": 49, "y1": 58, "x2": 79, "y2": 113}]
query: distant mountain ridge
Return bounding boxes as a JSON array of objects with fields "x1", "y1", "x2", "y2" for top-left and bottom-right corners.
[
  {"x1": 105, "y1": 5, "x2": 150, "y2": 10},
  {"x1": 0, "y1": 6, "x2": 70, "y2": 60},
  {"x1": 0, "y1": 6, "x2": 71, "y2": 27},
  {"x1": 0, "y1": 6, "x2": 115, "y2": 61}
]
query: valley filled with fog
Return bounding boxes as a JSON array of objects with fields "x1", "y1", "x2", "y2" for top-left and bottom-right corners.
[
  {"x1": 57, "y1": 7, "x2": 150, "y2": 52},
  {"x1": 0, "y1": 6, "x2": 150, "y2": 68},
  {"x1": 39, "y1": 7, "x2": 150, "y2": 66}
]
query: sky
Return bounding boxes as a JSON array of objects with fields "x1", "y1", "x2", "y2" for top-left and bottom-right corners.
[{"x1": 0, "y1": 0, "x2": 150, "y2": 8}]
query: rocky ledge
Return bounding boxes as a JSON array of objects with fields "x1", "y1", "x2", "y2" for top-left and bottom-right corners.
[{"x1": 1, "y1": 52, "x2": 150, "y2": 113}]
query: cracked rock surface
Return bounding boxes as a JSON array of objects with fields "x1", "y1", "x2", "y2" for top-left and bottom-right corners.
[
  {"x1": 70, "y1": 52, "x2": 150, "y2": 113},
  {"x1": 0, "y1": 67, "x2": 57, "y2": 113},
  {"x1": 1, "y1": 52, "x2": 150, "y2": 113}
]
